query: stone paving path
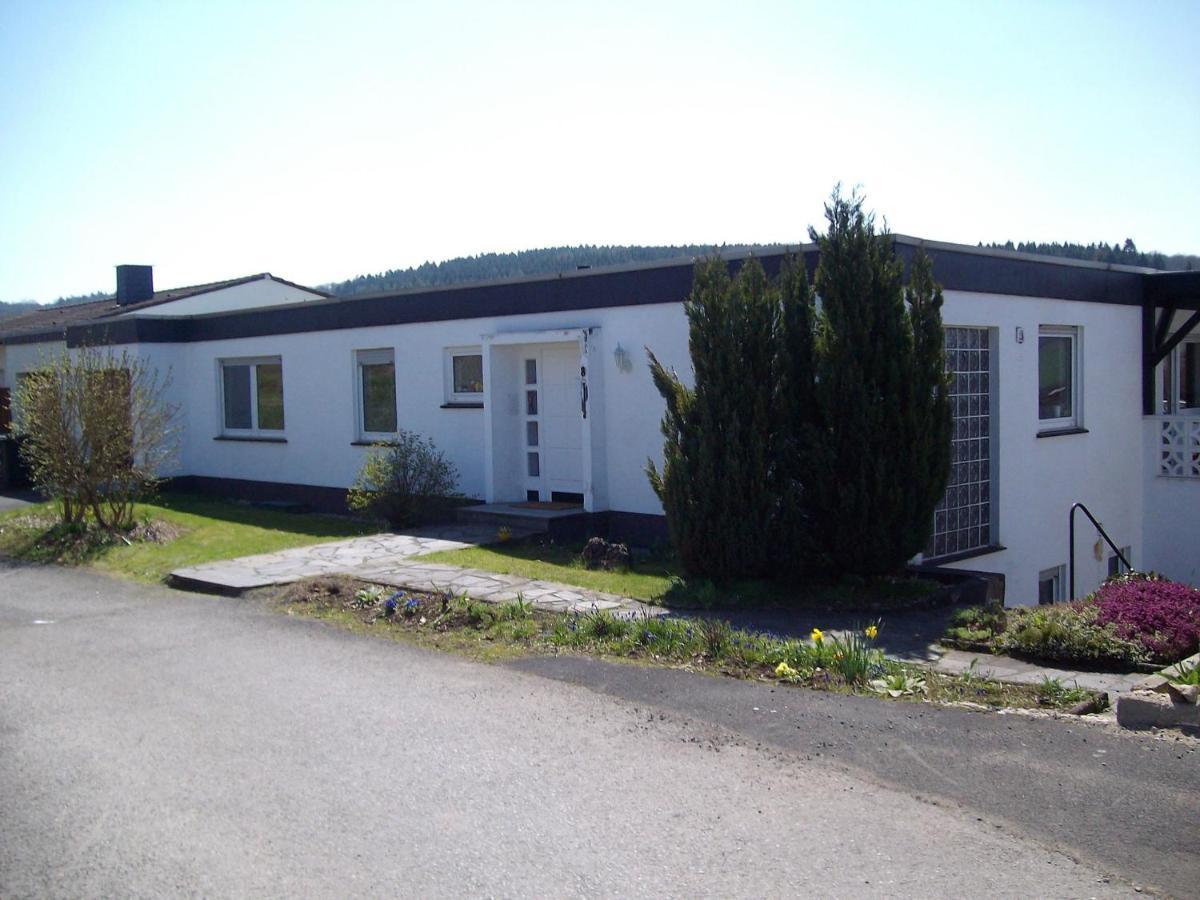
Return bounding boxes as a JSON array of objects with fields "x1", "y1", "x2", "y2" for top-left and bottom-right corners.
[
  {"x1": 169, "y1": 525, "x2": 659, "y2": 616},
  {"x1": 363, "y1": 560, "x2": 662, "y2": 617},
  {"x1": 169, "y1": 525, "x2": 510, "y2": 593}
]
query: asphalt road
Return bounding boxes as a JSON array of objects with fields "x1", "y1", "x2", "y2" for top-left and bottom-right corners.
[{"x1": 1, "y1": 562, "x2": 1196, "y2": 898}]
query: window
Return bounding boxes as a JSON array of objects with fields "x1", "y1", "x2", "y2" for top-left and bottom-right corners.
[
  {"x1": 1160, "y1": 340, "x2": 1200, "y2": 415},
  {"x1": 220, "y1": 358, "x2": 284, "y2": 433},
  {"x1": 1107, "y1": 547, "x2": 1133, "y2": 578},
  {"x1": 1038, "y1": 565, "x2": 1065, "y2": 605},
  {"x1": 356, "y1": 349, "x2": 397, "y2": 437},
  {"x1": 1038, "y1": 326, "x2": 1080, "y2": 430},
  {"x1": 928, "y1": 326, "x2": 996, "y2": 559},
  {"x1": 444, "y1": 348, "x2": 483, "y2": 404}
]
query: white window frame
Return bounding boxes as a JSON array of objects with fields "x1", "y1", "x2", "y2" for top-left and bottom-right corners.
[
  {"x1": 1038, "y1": 565, "x2": 1065, "y2": 606},
  {"x1": 219, "y1": 356, "x2": 285, "y2": 436},
  {"x1": 443, "y1": 346, "x2": 484, "y2": 405},
  {"x1": 355, "y1": 348, "x2": 397, "y2": 441},
  {"x1": 1038, "y1": 325, "x2": 1082, "y2": 432}
]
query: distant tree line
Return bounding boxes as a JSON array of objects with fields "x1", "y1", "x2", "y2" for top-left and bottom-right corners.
[
  {"x1": 980, "y1": 239, "x2": 1198, "y2": 271},
  {"x1": 321, "y1": 245, "x2": 787, "y2": 297},
  {"x1": 0, "y1": 290, "x2": 112, "y2": 320}
]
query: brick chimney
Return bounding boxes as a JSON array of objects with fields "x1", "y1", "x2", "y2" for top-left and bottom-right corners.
[{"x1": 115, "y1": 265, "x2": 154, "y2": 305}]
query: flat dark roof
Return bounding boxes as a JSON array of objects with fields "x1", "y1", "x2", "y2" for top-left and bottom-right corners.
[{"x1": 38, "y1": 236, "x2": 1197, "y2": 348}]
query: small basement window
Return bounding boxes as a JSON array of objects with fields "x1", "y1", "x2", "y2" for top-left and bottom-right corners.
[
  {"x1": 220, "y1": 357, "x2": 284, "y2": 434},
  {"x1": 1038, "y1": 326, "x2": 1081, "y2": 431},
  {"x1": 356, "y1": 348, "x2": 397, "y2": 438},
  {"x1": 444, "y1": 348, "x2": 483, "y2": 404},
  {"x1": 1038, "y1": 565, "x2": 1065, "y2": 605},
  {"x1": 1107, "y1": 546, "x2": 1133, "y2": 578}
]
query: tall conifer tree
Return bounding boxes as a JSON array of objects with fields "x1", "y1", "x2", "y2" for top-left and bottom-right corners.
[
  {"x1": 776, "y1": 253, "x2": 821, "y2": 572},
  {"x1": 804, "y1": 189, "x2": 951, "y2": 574},
  {"x1": 647, "y1": 257, "x2": 780, "y2": 580}
]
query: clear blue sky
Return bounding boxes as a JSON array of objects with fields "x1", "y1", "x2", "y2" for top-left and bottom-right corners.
[{"x1": 1, "y1": 0, "x2": 1197, "y2": 302}]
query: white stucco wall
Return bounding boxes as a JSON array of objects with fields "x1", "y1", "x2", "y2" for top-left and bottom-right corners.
[
  {"x1": 1142, "y1": 418, "x2": 1200, "y2": 585},
  {"x1": 157, "y1": 302, "x2": 690, "y2": 516},
  {"x1": 121, "y1": 277, "x2": 326, "y2": 318},
  {"x1": 937, "y1": 291, "x2": 1145, "y2": 604},
  {"x1": 2, "y1": 341, "x2": 68, "y2": 385}
]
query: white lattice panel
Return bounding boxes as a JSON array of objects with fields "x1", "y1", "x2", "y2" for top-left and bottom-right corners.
[{"x1": 1159, "y1": 418, "x2": 1200, "y2": 478}]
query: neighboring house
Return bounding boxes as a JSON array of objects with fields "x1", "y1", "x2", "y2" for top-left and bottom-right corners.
[{"x1": 0, "y1": 243, "x2": 1197, "y2": 605}]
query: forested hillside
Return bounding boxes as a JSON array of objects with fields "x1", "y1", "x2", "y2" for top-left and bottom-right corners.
[
  {"x1": 0, "y1": 290, "x2": 110, "y2": 319},
  {"x1": 980, "y1": 239, "x2": 1198, "y2": 270},
  {"x1": 321, "y1": 244, "x2": 782, "y2": 297}
]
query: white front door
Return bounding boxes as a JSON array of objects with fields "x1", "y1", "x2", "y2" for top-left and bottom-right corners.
[{"x1": 521, "y1": 345, "x2": 584, "y2": 502}]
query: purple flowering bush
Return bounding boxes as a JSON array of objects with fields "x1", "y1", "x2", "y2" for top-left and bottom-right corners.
[
  {"x1": 1093, "y1": 574, "x2": 1200, "y2": 663},
  {"x1": 997, "y1": 573, "x2": 1200, "y2": 668}
]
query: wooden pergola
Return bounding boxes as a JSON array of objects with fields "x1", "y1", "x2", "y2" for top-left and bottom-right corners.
[{"x1": 1142, "y1": 270, "x2": 1200, "y2": 415}]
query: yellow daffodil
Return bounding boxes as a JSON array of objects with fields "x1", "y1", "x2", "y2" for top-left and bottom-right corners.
[
  {"x1": 775, "y1": 662, "x2": 799, "y2": 679},
  {"x1": 811, "y1": 628, "x2": 824, "y2": 644},
  {"x1": 865, "y1": 624, "x2": 879, "y2": 640}
]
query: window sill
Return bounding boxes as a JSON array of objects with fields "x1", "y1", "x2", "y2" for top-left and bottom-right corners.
[
  {"x1": 1036, "y1": 426, "x2": 1089, "y2": 438},
  {"x1": 351, "y1": 439, "x2": 397, "y2": 446},
  {"x1": 441, "y1": 402, "x2": 484, "y2": 409},
  {"x1": 213, "y1": 434, "x2": 287, "y2": 444},
  {"x1": 925, "y1": 544, "x2": 1006, "y2": 565}
]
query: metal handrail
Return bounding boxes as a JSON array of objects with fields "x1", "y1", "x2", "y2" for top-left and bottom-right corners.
[{"x1": 1069, "y1": 502, "x2": 1131, "y2": 599}]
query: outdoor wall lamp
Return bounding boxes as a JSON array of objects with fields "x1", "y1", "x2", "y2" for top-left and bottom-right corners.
[{"x1": 613, "y1": 343, "x2": 633, "y2": 373}]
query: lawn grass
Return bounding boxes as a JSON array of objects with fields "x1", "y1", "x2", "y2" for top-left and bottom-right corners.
[
  {"x1": 422, "y1": 539, "x2": 677, "y2": 599},
  {"x1": 422, "y1": 536, "x2": 938, "y2": 608},
  {"x1": 0, "y1": 492, "x2": 380, "y2": 583}
]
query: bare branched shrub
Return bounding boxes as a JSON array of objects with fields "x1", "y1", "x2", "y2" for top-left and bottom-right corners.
[{"x1": 11, "y1": 346, "x2": 179, "y2": 529}]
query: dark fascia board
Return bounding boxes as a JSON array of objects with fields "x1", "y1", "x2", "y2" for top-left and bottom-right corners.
[
  {"x1": 892, "y1": 237, "x2": 1146, "y2": 306},
  {"x1": 4, "y1": 329, "x2": 70, "y2": 346},
  {"x1": 1143, "y1": 270, "x2": 1200, "y2": 310},
  {"x1": 63, "y1": 238, "x2": 1169, "y2": 348},
  {"x1": 890, "y1": 233, "x2": 1160, "y2": 275}
]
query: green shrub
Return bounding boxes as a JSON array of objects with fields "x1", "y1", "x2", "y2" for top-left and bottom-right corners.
[
  {"x1": 996, "y1": 602, "x2": 1148, "y2": 668},
  {"x1": 948, "y1": 601, "x2": 1006, "y2": 635},
  {"x1": 943, "y1": 626, "x2": 994, "y2": 646},
  {"x1": 346, "y1": 430, "x2": 460, "y2": 528}
]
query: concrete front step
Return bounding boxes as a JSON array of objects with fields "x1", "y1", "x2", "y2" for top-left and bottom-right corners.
[{"x1": 456, "y1": 503, "x2": 585, "y2": 534}]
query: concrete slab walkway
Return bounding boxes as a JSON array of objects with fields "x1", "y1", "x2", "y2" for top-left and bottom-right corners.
[{"x1": 931, "y1": 648, "x2": 1145, "y2": 694}]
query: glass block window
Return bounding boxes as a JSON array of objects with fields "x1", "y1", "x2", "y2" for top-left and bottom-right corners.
[{"x1": 928, "y1": 326, "x2": 994, "y2": 559}]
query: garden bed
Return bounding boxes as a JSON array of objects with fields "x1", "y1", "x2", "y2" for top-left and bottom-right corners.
[
  {"x1": 941, "y1": 573, "x2": 1200, "y2": 672},
  {"x1": 274, "y1": 575, "x2": 1102, "y2": 713}
]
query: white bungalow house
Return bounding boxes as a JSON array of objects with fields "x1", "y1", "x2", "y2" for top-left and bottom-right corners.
[{"x1": 1, "y1": 241, "x2": 1197, "y2": 606}]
